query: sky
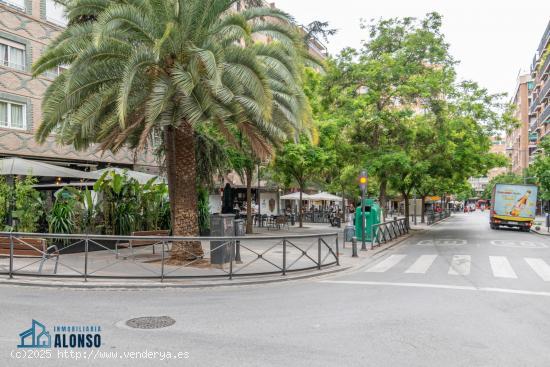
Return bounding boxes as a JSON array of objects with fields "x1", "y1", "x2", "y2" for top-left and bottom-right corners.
[{"x1": 273, "y1": 0, "x2": 550, "y2": 98}]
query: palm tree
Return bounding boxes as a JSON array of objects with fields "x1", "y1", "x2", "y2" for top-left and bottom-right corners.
[{"x1": 33, "y1": 0, "x2": 313, "y2": 261}]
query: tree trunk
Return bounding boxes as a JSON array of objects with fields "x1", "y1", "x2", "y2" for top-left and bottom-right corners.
[
  {"x1": 341, "y1": 190, "x2": 346, "y2": 222},
  {"x1": 165, "y1": 124, "x2": 203, "y2": 261},
  {"x1": 403, "y1": 193, "x2": 410, "y2": 227},
  {"x1": 421, "y1": 196, "x2": 426, "y2": 223},
  {"x1": 379, "y1": 177, "x2": 387, "y2": 221},
  {"x1": 299, "y1": 186, "x2": 304, "y2": 228},
  {"x1": 245, "y1": 166, "x2": 253, "y2": 235}
]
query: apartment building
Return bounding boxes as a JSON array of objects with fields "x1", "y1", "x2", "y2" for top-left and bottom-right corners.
[
  {"x1": 0, "y1": 1, "x2": 326, "y2": 177},
  {"x1": 506, "y1": 73, "x2": 534, "y2": 174},
  {"x1": 504, "y1": 20, "x2": 549, "y2": 174},
  {"x1": 528, "y1": 20, "x2": 550, "y2": 159},
  {"x1": 0, "y1": 0, "x2": 161, "y2": 173},
  {"x1": 488, "y1": 135, "x2": 507, "y2": 180}
]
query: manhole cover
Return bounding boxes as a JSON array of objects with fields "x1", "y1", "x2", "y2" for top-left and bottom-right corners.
[{"x1": 125, "y1": 316, "x2": 176, "y2": 329}]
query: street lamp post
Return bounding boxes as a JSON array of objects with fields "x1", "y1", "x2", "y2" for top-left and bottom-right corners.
[{"x1": 359, "y1": 171, "x2": 368, "y2": 251}]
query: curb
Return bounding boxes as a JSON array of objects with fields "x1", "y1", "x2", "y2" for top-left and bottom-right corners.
[{"x1": 0, "y1": 266, "x2": 350, "y2": 290}]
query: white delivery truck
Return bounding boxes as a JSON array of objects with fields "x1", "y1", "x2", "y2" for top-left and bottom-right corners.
[{"x1": 490, "y1": 183, "x2": 538, "y2": 232}]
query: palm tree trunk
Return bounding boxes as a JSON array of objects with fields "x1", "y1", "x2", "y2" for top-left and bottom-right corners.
[
  {"x1": 245, "y1": 166, "x2": 253, "y2": 234},
  {"x1": 165, "y1": 124, "x2": 203, "y2": 261}
]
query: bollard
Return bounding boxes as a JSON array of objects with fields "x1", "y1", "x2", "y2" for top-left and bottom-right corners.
[
  {"x1": 352, "y1": 237, "x2": 358, "y2": 257},
  {"x1": 235, "y1": 239, "x2": 242, "y2": 264}
]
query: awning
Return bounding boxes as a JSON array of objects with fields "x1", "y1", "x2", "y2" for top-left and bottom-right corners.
[
  {"x1": 309, "y1": 192, "x2": 342, "y2": 201},
  {"x1": 91, "y1": 167, "x2": 165, "y2": 185},
  {"x1": 280, "y1": 192, "x2": 312, "y2": 200},
  {"x1": 0, "y1": 157, "x2": 96, "y2": 180}
]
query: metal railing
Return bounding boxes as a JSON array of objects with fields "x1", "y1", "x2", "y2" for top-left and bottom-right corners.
[
  {"x1": 370, "y1": 218, "x2": 409, "y2": 249},
  {"x1": 427, "y1": 210, "x2": 451, "y2": 225},
  {"x1": 0, "y1": 232, "x2": 339, "y2": 281}
]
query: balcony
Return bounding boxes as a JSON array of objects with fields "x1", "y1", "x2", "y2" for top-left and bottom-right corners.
[
  {"x1": 530, "y1": 94, "x2": 539, "y2": 115},
  {"x1": 540, "y1": 104, "x2": 550, "y2": 125},
  {"x1": 541, "y1": 78, "x2": 550, "y2": 102},
  {"x1": 537, "y1": 21, "x2": 550, "y2": 55},
  {"x1": 542, "y1": 52, "x2": 550, "y2": 76}
]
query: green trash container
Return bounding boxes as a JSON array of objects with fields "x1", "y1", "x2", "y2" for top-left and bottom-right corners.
[{"x1": 355, "y1": 198, "x2": 381, "y2": 241}]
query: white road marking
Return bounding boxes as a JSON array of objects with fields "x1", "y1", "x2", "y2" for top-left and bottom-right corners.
[
  {"x1": 491, "y1": 240, "x2": 547, "y2": 249},
  {"x1": 448, "y1": 255, "x2": 471, "y2": 275},
  {"x1": 320, "y1": 280, "x2": 550, "y2": 298},
  {"x1": 416, "y1": 240, "x2": 434, "y2": 246},
  {"x1": 525, "y1": 258, "x2": 550, "y2": 281},
  {"x1": 415, "y1": 239, "x2": 467, "y2": 246},
  {"x1": 365, "y1": 254, "x2": 406, "y2": 273},
  {"x1": 405, "y1": 255, "x2": 438, "y2": 274},
  {"x1": 489, "y1": 256, "x2": 517, "y2": 279}
]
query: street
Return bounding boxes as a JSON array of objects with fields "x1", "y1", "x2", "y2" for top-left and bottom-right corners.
[{"x1": 3, "y1": 212, "x2": 550, "y2": 366}]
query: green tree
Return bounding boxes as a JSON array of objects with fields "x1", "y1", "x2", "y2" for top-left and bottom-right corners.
[
  {"x1": 272, "y1": 138, "x2": 328, "y2": 227},
  {"x1": 12, "y1": 176, "x2": 43, "y2": 233},
  {"x1": 529, "y1": 136, "x2": 550, "y2": 203},
  {"x1": 314, "y1": 13, "x2": 516, "y2": 223},
  {"x1": 321, "y1": 13, "x2": 456, "y2": 217},
  {"x1": 34, "y1": 1, "x2": 311, "y2": 260}
]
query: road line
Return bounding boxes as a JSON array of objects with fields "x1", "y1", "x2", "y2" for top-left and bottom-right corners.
[
  {"x1": 365, "y1": 254, "x2": 406, "y2": 273},
  {"x1": 489, "y1": 256, "x2": 517, "y2": 279},
  {"x1": 405, "y1": 255, "x2": 438, "y2": 274},
  {"x1": 320, "y1": 280, "x2": 550, "y2": 298},
  {"x1": 448, "y1": 255, "x2": 471, "y2": 275},
  {"x1": 525, "y1": 258, "x2": 550, "y2": 281}
]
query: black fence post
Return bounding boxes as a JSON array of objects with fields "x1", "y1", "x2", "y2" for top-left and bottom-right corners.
[
  {"x1": 9, "y1": 233, "x2": 13, "y2": 279},
  {"x1": 84, "y1": 236, "x2": 89, "y2": 282},
  {"x1": 317, "y1": 237, "x2": 321, "y2": 270},
  {"x1": 160, "y1": 241, "x2": 165, "y2": 283},
  {"x1": 335, "y1": 235, "x2": 340, "y2": 266},
  {"x1": 282, "y1": 238, "x2": 287, "y2": 275},
  {"x1": 229, "y1": 244, "x2": 234, "y2": 280},
  {"x1": 352, "y1": 237, "x2": 358, "y2": 257}
]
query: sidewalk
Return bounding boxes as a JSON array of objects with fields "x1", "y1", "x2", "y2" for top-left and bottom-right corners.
[
  {"x1": 0, "y1": 221, "x2": 423, "y2": 289},
  {"x1": 532, "y1": 216, "x2": 550, "y2": 235}
]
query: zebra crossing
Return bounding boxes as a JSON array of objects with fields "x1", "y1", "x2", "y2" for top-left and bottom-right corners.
[{"x1": 365, "y1": 254, "x2": 550, "y2": 281}]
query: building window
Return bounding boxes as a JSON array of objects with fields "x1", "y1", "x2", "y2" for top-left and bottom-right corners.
[
  {"x1": 0, "y1": 38, "x2": 25, "y2": 71},
  {"x1": 45, "y1": 0, "x2": 67, "y2": 26},
  {"x1": 0, "y1": 0, "x2": 26, "y2": 11},
  {"x1": 43, "y1": 64, "x2": 68, "y2": 79},
  {"x1": 0, "y1": 100, "x2": 26, "y2": 129}
]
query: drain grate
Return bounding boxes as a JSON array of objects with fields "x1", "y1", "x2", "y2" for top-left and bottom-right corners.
[{"x1": 125, "y1": 316, "x2": 176, "y2": 329}]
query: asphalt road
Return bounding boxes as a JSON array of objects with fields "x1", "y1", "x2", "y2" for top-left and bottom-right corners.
[{"x1": 2, "y1": 212, "x2": 550, "y2": 366}]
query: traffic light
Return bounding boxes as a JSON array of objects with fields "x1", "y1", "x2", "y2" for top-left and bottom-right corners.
[{"x1": 359, "y1": 170, "x2": 368, "y2": 192}]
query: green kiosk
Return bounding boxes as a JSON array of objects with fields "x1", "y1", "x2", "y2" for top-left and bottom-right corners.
[{"x1": 355, "y1": 198, "x2": 381, "y2": 241}]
